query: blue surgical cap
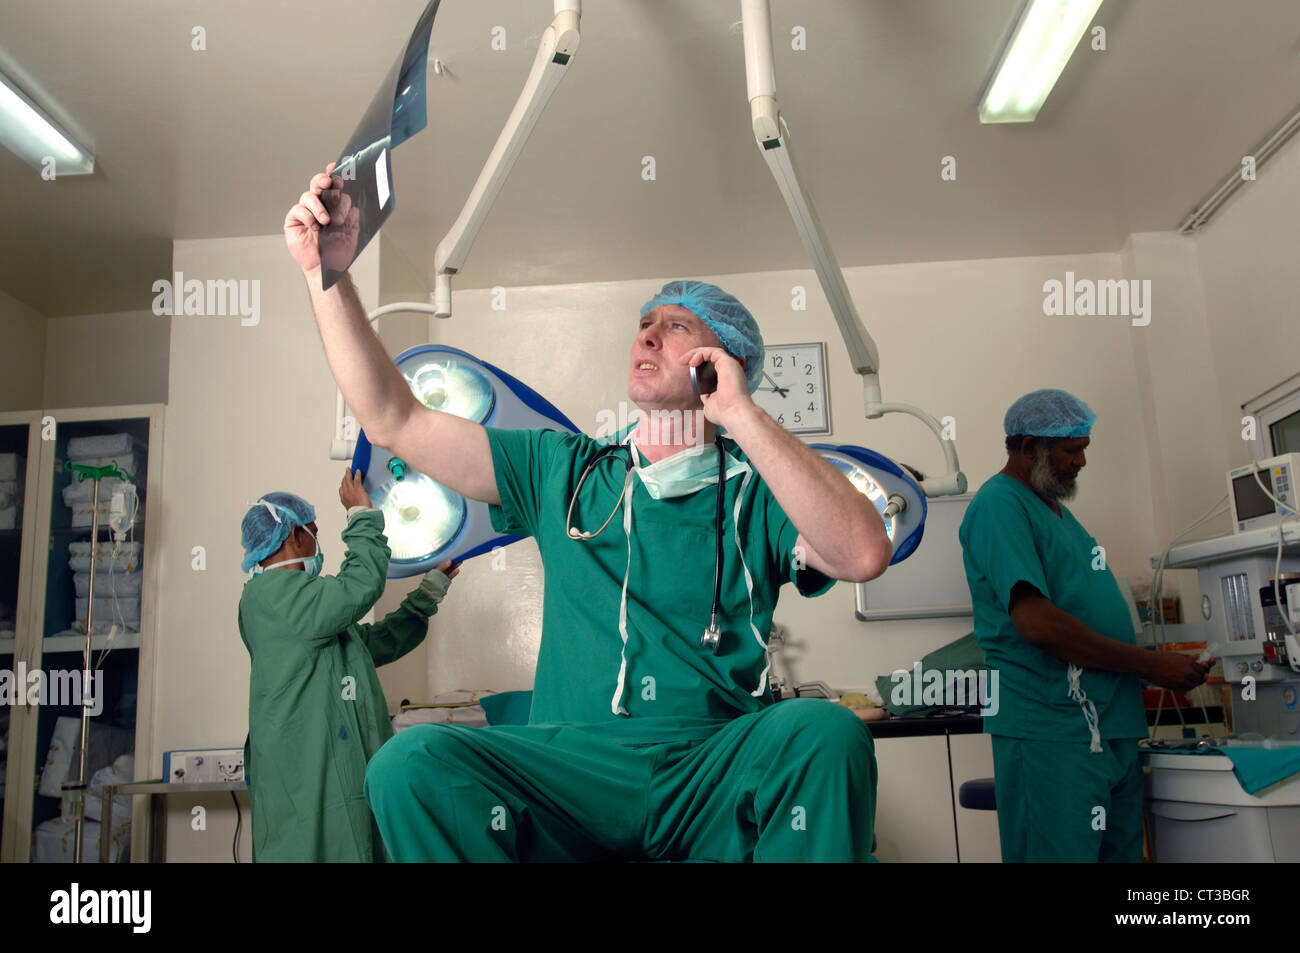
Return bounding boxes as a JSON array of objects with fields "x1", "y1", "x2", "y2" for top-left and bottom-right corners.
[
  {"x1": 240, "y1": 492, "x2": 316, "y2": 572},
  {"x1": 1004, "y1": 389, "x2": 1096, "y2": 439},
  {"x1": 640, "y1": 280, "x2": 766, "y2": 393}
]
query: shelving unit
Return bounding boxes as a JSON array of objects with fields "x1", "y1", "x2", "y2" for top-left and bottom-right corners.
[{"x1": 0, "y1": 404, "x2": 163, "y2": 864}]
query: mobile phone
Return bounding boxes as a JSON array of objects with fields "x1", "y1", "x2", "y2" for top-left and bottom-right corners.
[{"x1": 691, "y1": 361, "x2": 718, "y2": 396}]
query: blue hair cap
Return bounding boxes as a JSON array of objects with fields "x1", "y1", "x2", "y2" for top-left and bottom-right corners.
[
  {"x1": 1004, "y1": 389, "x2": 1096, "y2": 439},
  {"x1": 241, "y1": 492, "x2": 316, "y2": 572},
  {"x1": 640, "y1": 280, "x2": 765, "y2": 393}
]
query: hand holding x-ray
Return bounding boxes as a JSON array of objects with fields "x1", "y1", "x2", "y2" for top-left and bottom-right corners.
[{"x1": 314, "y1": 0, "x2": 440, "y2": 290}]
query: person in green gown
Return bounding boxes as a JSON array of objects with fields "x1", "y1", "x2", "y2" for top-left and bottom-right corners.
[{"x1": 238, "y1": 468, "x2": 459, "y2": 861}]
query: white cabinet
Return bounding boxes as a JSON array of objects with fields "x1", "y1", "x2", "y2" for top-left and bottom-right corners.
[
  {"x1": 872, "y1": 730, "x2": 1002, "y2": 863},
  {"x1": 947, "y1": 732, "x2": 1002, "y2": 862},
  {"x1": 873, "y1": 735, "x2": 957, "y2": 862},
  {"x1": 0, "y1": 405, "x2": 163, "y2": 863}
]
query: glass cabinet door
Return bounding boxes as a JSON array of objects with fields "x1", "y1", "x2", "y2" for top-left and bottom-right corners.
[
  {"x1": 29, "y1": 415, "x2": 149, "y2": 862},
  {"x1": 0, "y1": 418, "x2": 36, "y2": 858}
]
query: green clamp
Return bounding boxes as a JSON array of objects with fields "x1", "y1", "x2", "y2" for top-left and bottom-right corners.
[
  {"x1": 65, "y1": 461, "x2": 129, "y2": 483},
  {"x1": 388, "y1": 458, "x2": 407, "y2": 481}
]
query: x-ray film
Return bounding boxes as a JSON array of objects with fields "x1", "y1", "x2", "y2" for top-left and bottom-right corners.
[{"x1": 320, "y1": 0, "x2": 440, "y2": 290}]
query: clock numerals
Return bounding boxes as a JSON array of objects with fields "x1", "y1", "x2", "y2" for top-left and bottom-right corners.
[{"x1": 757, "y1": 342, "x2": 830, "y2": 435}]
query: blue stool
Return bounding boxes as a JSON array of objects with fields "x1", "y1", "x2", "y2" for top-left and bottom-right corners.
[{"x1": 958, "y1": 777, "x2": 996, "y2": 811}]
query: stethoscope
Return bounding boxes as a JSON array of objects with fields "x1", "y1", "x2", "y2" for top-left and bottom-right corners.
[{"x1": 565, "y1": 432, "x2": 729, "y2": 655}]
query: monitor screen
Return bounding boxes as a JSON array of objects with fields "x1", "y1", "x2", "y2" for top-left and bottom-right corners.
[{"x1": 1233, "y1": 468, "x2": 1275, "y2": 522}]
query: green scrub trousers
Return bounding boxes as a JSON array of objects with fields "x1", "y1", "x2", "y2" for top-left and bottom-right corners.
[
  {"x1": 992, "y1": 736, "x2": 1144, "y2": 863},
  {"x1": 365, "y1": 698, "x2": 876, "y2": 862}
]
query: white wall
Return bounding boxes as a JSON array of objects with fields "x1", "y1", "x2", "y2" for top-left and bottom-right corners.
[
  {"x1": 43, "y1": 310, "x2": 169, "y2": 409},
  {"x1": 1195, "y1": 132, "x2": 1300, "y2": 467},
  {"x1": 0, "y1": 289, "x2": 46, "y2": 411},
  {"x1": 427, "y1": 251, "x2": 1163, "y2": 698}
]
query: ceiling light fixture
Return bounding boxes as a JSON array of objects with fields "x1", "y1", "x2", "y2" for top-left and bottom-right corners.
[
  {"x1": 0, "y1": 70, "x2": 94, "y2": 175},
  {"x1": 980, "y1": 0, "x2": 1104, "y2": 124}
]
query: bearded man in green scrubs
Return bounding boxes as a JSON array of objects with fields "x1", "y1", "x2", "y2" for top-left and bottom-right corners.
[
  {"x1": 959, "y1": 389, "x2": 1211, "y2": 863},
  {"x1": 238, "y1": 469, "x2": 459, "y2": 862}
]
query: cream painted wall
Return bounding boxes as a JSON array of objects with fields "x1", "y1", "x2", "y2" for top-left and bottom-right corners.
[
  {"x1": 42, "y1": 310, "x2": 169, "y2": 409},
  {"x1": 1194, "y1": 132, "x2": 1300, "y2": 467},
  {"x1": 0, "y1": 288, "x2": 46, "y2": 411},
  {"x1": 1120, "y1": 233, "x2": 1231, "y2": 612},
  {"x1": 426, "y1": 251, "x2": 1163, "y2": 700}
]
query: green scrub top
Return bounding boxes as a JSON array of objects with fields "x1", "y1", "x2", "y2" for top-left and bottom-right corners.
[
  {"x1": 959, "y1": 474, "x2": 1146, "y2": 742},
  {"x1": 238, "y1": 509, "x2": 448, "y2": 862},
  {"x1": 485, "y1": 427, "x2": 834, "y2": 739}
]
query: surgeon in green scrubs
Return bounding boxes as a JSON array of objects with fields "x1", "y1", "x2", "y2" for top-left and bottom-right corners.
[
  {"x1": 349, "y1": 281, "x2": 890, "y2": 862},
  {"x1": 959, "y1": 390, "x2": 1211, "y2": 862},
  {"x1": 290, "y1": 164, "x2": 895, "y2": 863},
  {"x1": 238, "y1": 469, "x2": 459, "y2": 862}
]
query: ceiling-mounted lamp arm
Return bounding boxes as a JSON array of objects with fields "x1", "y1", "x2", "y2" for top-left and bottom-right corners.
[
  {"x1": 432, "y1": 1, "x2": 581, "y2": 318},
  {"x1": 863, "y1": 375, "x2": 968, "y2": 497},
  {"x1": 739, "y1": 0, "x2": 878, "y2": 377},
  {"x1": 740, "y1": 0, "x2": 965, "y2": 499},
  {"x1": 330, "y1": 302, "x2": 444, "y2": 459}
]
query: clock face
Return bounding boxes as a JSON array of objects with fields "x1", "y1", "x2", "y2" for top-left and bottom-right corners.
[{"x1": 753, "y1": 342, "x2": 831, "y2": 435}]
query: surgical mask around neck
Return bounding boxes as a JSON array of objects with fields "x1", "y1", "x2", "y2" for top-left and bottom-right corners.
[
  {"x1": 259, "y1": 529, "x2": 323, "y2": 576},
  {"x1": 632, "y1": 440, "x2": 749, "y2": 500}
]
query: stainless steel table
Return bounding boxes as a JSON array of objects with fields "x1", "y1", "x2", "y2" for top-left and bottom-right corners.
[{"x1": 100, "y1": 780, "x2": 247, "y2": 862}]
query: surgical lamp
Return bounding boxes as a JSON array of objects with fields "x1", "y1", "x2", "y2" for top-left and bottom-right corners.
[
  {"x1": 813, "y1": 445, "x2": 928, "y2": 565},
  {"x1": 351, "y1": 344, "x2": 579, "y2": 577}
]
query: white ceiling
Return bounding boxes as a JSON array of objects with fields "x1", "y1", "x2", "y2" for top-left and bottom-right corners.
[{"x1": 1, "y1": 0, "x2": 1298, "y2": 317}]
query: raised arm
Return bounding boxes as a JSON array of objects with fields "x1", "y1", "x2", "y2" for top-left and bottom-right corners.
[{"x1": 283, "y1": 164, "x2": 500, "y2": 504}]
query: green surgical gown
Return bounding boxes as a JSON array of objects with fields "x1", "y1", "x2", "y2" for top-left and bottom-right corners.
[{"x1": 238, "y1": 509, "x2": 449, "y2": 862}]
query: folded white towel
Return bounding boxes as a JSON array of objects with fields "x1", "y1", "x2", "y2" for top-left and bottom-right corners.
[
  {"x1": 69, "y1": 541, "x2": 142, "y2": 558},
  {"x1": 68, "y1": 541, "x2": 142, "y2": 574},
  {"x1": 67, "y1": 433, "x2": 132, "y2": 458},
  {"x1": 73, "y1": 571, "x2": 143, "y2": 598},
  {"x1": 62, "y1": 477, "x2": 132, "y2": 506},
  {"x1": 75, "y1": 596, "x2": 141, "y2": 629},
  {"x1": 70, "y1": 502, "x2": 136, "y2": 529}
]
